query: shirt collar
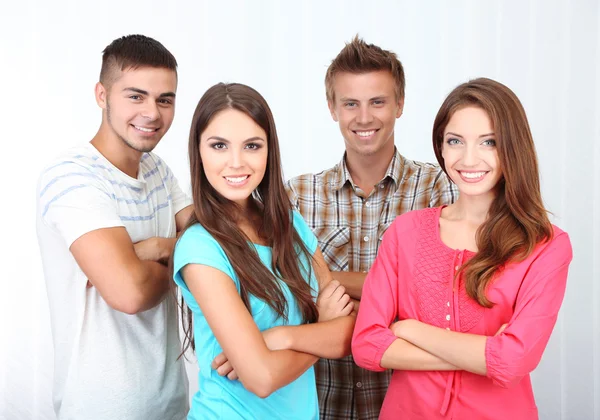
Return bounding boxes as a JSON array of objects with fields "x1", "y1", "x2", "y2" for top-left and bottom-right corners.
[{"x1": 333, "y1": 147, "x2": 405, "y2": 192}]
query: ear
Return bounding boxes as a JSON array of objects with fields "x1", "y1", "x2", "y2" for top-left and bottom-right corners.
[
  {"x1": 396, "y1": 98, "x2": 404, "y2": 119},
  {"x1": 95, "y1": 82, "x2": 108, "y2": 109},
  {"x1": 327, "y1": 100, "x2": 339, "y2": 122}
]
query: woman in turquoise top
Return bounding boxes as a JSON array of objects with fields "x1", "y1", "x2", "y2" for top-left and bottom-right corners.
[{"x1": 173, "y1": 83, "x2": 356, "y2": 419}]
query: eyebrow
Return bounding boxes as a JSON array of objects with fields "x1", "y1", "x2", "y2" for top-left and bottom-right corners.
[
  {"x1": 339, "y1": 95, "x2": 389, "y2": 102},
  {"x1": 445, "y1": 131, "x2": 495, "y2": 138},
  {"x1": 123, "y1": 87, "x2": 176, "y2": 98},
  {"x1": 206, "y1": 136, "x2": 266, "y2": 143}
]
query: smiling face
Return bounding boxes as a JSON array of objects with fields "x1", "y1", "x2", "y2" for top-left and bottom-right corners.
[
  {"x1": 199, "y1": 108, "x2": 268, "y2": 208},
  {"x1": 328, "y1": 70, "x2": 403, "y2": 160},
  {"x1": 441, "y1": 106, "x2": 503, "y2": 199},
  {"x1": 95, "y1": 66, "x2": 177, "y2": 154}
]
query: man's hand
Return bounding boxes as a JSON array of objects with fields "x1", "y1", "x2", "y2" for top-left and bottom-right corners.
[
  {"x1": 317, "y1": 280, "x2": 354, "y2": 322},
  {"x1": 133, "y1": 237, "x2": 176, "y2": 265}
]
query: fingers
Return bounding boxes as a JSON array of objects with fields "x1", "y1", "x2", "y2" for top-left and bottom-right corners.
[
  {"x1": 216, "y1": 361, "x2": 234, "y2": 377},
  {"x1": 320, "y1": 280, "x2": 342, "y2": 298},
  {"x1": 227, "y1": 370, "x2": 238, "y2": 381},
  {"x1": 495, "y1": 323, "x2": 508, "y2": 336},
  {"x1": 211, "y1": 352, "x2": 227, "y2": 369},
  {"x1": 329, "y1": 283, "x2": 347, "y2": 302},
  {"x1": 339, "y1": 300, "x2": 354, "y2": 316}
]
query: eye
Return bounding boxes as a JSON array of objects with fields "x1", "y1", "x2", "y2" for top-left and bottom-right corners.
[
  {"x1": 129, "y1": 95, "x2": 142, "y2": 100},
  {"x1": 245, "y1": 142, "x2": 262, "y2": 150},
  {"x1": 210, "y1": 142, "x2": 227, "y2": 150},
  {"x1": 344, "y1": 102, "x2": 357, "y2": 108},
  {"x1": 372, "y1": 100, "x2": 385, "y2": 106},
  {"x1": 482, "y1": 139, "x2": 496, "y2": 147},
  {"x1": 446, "y1": 138, "x2": 462, "y2": 145},
  {"x1": 158, "y1": 98, "x2": 173, "y2": 106}
]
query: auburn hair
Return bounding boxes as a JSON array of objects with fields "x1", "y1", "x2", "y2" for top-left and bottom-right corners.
[{"x1": 432, "y1": 78, "x2": 553, "y2": 307}]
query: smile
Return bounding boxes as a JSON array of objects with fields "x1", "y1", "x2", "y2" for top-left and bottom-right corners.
[
  {"x1": 224, "y1": 175, "x2": 250, "y2": 185},
  {"x1": 353, "y1": 129, "x2": 379, "y2": 139},
  {"x1": 458, "y1": 171, "x2": 489, "y2": 183},
  {"x1": 132, "y1": 125, "x2": 159, "y2": 133}
]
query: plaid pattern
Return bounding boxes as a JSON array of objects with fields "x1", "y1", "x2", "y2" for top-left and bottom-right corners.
[{"x1": 286, "y1": 149, "x2": 458, "y2": 420}]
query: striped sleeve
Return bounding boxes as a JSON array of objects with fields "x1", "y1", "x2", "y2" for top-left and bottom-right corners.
[{"x1": 37, "y1": 160, "x2": 123, "y2": 247}]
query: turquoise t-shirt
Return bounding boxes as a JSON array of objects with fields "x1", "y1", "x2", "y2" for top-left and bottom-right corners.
[{"x1": 173, "y1": 211, "x2": 319, "y2": 420}]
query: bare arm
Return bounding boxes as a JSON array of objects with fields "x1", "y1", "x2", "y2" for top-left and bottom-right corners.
[
  {"x1": 183, "y1": 263, "x2": 319, "y2": 398},
  {"x1": 71, "y1": 227, "x2": 171, "y2": 314},
  {"x1": 331, "y1": 271, "x2": 367, "y2": 300},
  {"x1": 131, "y1": 205, "x2": 194, "y2": 264},
  {"x1": 283, "y1": 248, "x2": 356, "y2": 358},
  {"x1": 175, "y1": 205, "x2": 194, "y2": 232}
]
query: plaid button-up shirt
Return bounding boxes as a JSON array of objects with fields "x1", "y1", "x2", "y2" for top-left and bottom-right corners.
[{"x1": 286, "y1": 149, "x2": 458, "y2": 420}]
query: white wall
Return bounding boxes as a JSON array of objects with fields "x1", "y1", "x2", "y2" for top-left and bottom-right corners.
[{"x1": 1, "y1": 1, "x2": 598, "y2": 419}]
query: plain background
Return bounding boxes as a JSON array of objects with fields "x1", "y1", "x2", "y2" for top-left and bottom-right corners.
[{"x1": 1, "y1": 1, "x2": 599, "y2": 419}]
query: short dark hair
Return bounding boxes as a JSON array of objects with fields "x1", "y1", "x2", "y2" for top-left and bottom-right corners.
[
  {"x1": 99, "y1": 34, "x2": 177, "y2": 87},
  {"x1": 325, "y1": 35, "x2": 405, "y2": 103}
]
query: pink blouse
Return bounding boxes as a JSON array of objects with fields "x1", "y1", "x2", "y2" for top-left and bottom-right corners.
[{"x1": 352, "y1": 206, "x2": 572, "y2": 420}]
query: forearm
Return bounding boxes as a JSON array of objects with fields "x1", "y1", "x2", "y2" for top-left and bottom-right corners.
[
  {"x1": 396, "y1": 320, "x2": 487, "y2": 375},
  {"x1": 129, "y1": 260, "x2": 171, "y2": 312},
  {"x1": 380, "y1": 337, "x2": 459, "y2": 371},
  {"x1": 241, "y1": 349, "x2": 317, "y2": 398},
  {"x1": 152, "y1": 237, "x2": 177, "y2": 264},
  {"x1": 332, "y1": 271, "x2": 366, "y2": 299},
  {"x1": 280, "y1": 316, "x2": 355, "y2": 359}
]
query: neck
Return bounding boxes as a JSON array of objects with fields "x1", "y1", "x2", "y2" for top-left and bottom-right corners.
[
  {"x1": 345, "y1": 145, "x2": 395, "y2": 195},
  {"x1": 91, "y1": 122, "x2": 143, "y2": 179},
  {"x1": 448, "y1": 191, "x2": 496, "y2": 225}
]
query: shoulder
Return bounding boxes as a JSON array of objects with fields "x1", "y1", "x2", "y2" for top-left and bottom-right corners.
[
  {"x1": 37, "y1": 145, "x2": 110, "y2": 202},
  {"x1": 536, "y1": 225, "x2": 573, "y2": 261},
  {"x1": 401, "y1": 158, "x2": 447, "y2": 183},
  {"x1": 286, "y1": 164, "x2": 341, "y2": 193},
  {"x1": 176, "y1": 223, "x2": 221, "y2": 253},
  {"x1": 291, "y1": 210, "x2": 318, "y2": 254},
  {"x1": 386, "y1": 207, "x2": 438, "y2": 239},
  {"x1": 39, "y1": 145, "x2": 103, "y2": 180}
]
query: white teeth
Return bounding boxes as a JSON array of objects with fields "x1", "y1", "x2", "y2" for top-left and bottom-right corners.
[
  {"x1": 134, "y1": 126, "x2": 155, "y2": 132},
  {"x1": 225, "y1": 176, "x2": 249, "y2": 183},
  {"x1": 461, "y1": 171, "x2": 486, "y2": 179},
  {"x1": 356, "y1": 130, "x2": 375, "y2": 137}
]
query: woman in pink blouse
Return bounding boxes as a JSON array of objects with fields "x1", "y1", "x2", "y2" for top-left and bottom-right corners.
[{"x1": 351, "y1": 77, "x2": 573, "y2": 420}]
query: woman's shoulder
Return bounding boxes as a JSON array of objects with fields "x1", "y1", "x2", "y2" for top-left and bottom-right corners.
[{"x1": 387, "y1": 206, "x2": 440, "y2": 237}]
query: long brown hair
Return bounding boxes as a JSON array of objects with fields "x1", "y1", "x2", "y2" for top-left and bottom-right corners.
[
  {"x1": 432, "y1": 78, "x2": 553, "y2": 307},
  {"x1": 178, "y1": 83, "x2": 318, "y2": 353}
]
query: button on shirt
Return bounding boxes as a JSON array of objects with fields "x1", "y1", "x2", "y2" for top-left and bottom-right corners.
[
  {"x1": 352, "y1": 207, "x2": 573, "y2": 420},
  {"x1": 286, "y1": 149, "x2": 457, "y2": 420}
]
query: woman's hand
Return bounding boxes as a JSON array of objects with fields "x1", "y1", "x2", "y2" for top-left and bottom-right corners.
[{"x1": 317, "y1": 280, "x2": 354, "y2": 322}]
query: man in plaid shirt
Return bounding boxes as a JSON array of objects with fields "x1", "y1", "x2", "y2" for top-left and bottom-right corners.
[{"x1": 286, "y1": 36, "x2": 457, "y2": 420}]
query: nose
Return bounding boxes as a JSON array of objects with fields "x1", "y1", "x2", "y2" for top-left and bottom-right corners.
[
  {"x1": 462, "y1": 144, "x2": 480, "y2": 166},
  {"x1": 141, "y1": 100, "x2": 160, "y2": 121},
  {"x1": 356, "y1": 105, "x2": 374, "y2": 125},
  {"x1": 228, "y1": 148, "x2": 243, "y2": 169}
]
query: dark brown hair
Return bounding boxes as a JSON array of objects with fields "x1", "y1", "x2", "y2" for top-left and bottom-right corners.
[
  {"x1": 432, "y1": 77, "x2": 553, "y2": 307},
  {"x1": 179, "y1": 83, "x2": 318, "y2": 353},
  {"x1": 99, "y1": 34, "x2": 177, "y2": 87},
  {"x1": 325, "y1": 35, "x2": 405, "y2": 103}
]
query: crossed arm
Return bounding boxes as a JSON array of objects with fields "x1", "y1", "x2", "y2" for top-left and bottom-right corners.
[
  {"x1": 70, "y1": 205, "x2": 193, "y2": 314},
  {"x1": 190, "y1": 249, "x2": 355, "y2": 397},
  {"x1": 352, "y1": 229, "x2": 572, "y2": 389}
]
